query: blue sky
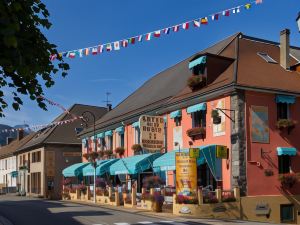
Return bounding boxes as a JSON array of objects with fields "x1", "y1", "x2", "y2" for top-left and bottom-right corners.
[{"x1": 1, "y1": 0, "x2": 299, "y2": 127}]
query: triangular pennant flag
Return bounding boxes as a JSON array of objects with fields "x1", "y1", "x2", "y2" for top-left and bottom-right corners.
[
  {"x1": 129, "y1": 37, "x2": 135, "y2": 44},
  {"x1": 145, "y1": 32, "x2": 152, "y2": 41},
  {"x1": 245, "y1": 3, "x2": 251, "y2": 9},
  {"x1": 138, "y1": 35, "x2": 143, "y2": 42},
  {"x1": 98, "y1": 45, "x2": 104, "y2": 53},
  {"x1": 182, "y1": 22, "x2": 189, "y2": 30},
  {"x1": 122, "y1": 39, "x2": 128, "y2": 47},
  {"x1": 92, "y1": 47, "x2": 98, "y2": 55},
  {"x1": 193, "y1": 20, "x2": 200, "y2": 27},
  {"x1": 201, "y1": 17, "x2": 208, "y2": 24},
  {"x1": 154, "y1": 30, "x2": 161, "y2": 38},
  {"x1": 163, "y1": 27, "x2": 170, "y2": 34},
  {"x1": 106, "y1": 43, "x2": 112, "y2": 51},
  {"x1": 114, "y1": 41, "x2": 120, "y2": 50}
]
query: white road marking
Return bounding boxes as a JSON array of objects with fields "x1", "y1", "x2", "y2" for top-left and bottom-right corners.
[
  {"x1": 159, "y1": 221, "x2": 174, "y2": 223},
  {"x1": 114, "y1": 223, "x2": 131, "y2": 225},
  {"x1": 138, "y1": 222, "x2": 153, "y2": 224}
]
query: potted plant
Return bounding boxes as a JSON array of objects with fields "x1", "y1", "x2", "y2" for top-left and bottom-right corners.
[
  {"x1": 104, "y1": 149, "x2": 113, "y2": 156},
  {"x1": 276, "y1": 119, "x2": 297, "y2": 134},
  {"x1": 279, "y1": 173, "x2": 299, "y2": 188},
  {"x1": 89, "y1": 151, "x2": 99, "y2": 161},
  {"x1": 211, "y1": 109, "x2": 221, "y2": 125},
  {"x1": 97, "y1": 150, "x2": 104, "y2": 158},
  {"x1": 132, "y1": 144, "x2": 143, "y2": 154},
  {"x1": 187, "y1": 75, "x2": 206, "y2": 91},
  {"x1": 77, "y1": 184, "x2": 87, "y2": 195},
  {"x1": 151, "y1": 192, "x2": 164, "y2": 212},
  {"x1": 115, "y1": 147, "x2": 125, "y2": 157},
  {"x1": 186, "y1": 127, "x2": 206, "y2": 139},
  {"x1": 264, "y1": 169, "x2": 274, "y2": 177}
]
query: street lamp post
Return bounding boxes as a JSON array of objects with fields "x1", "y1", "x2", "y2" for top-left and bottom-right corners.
[
  {"x1": 296, "y1": 12, "x2": 300, "y2": 32},
  {"x1": 81, "y1": 111, "x2": 97, "y2": 203}
]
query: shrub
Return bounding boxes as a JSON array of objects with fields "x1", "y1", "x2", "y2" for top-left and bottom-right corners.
[
  {"x1": 187, "y1": 75, "x2": 205, "y2": 91},
  {"x1": 132, "y1": 144, "x2": 142, "y2": 153},
  {"x1": 222, "y1": 196, "x2": 236, "y2": 202},
  {"x1": 203, "y1": 195, "x2": 218, "y2": 204},
  {"x1": 63, "y1": 178, "x2": 72, "y2": 186},
  {"x1": 276, "y1": 119, "x2": 297, "y2": 134},
  {"x1": 77, "y1": 184, "x2": 87, "y2": 193},
  {"x1": 97, "y1": 151, "x2": 104, "y2": 158},
  {"x1": 104, "y1": 149, "x2": 113, "y2": 156},
  {"x1": 95, "y1": 178, "x2": 107, "y2": 188},
  {"x1": 176, "y1": 195, "x2": 198, "y2": 204},
  {"x1": 115, "y1": 147, "x2": 125, "y2": 156}
]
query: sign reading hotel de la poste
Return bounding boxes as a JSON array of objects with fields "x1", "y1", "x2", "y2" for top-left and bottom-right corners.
[{"x1": 139, "y1": 115, "x2": 164, "y2": 152}]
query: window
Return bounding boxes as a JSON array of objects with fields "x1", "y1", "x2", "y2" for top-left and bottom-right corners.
[
  {"x1": 192, "y1": 111, "x2": 206, "y2": 128},
  {"x1": 118, "y1": 133, "x2": 124, "y2": 148},
  {"x1": 277, "y1": 102, "x2": 289, "y2": 120},
  {"x1": 134, "y1": 127, "x2": 140, "y2": 144},
  {"x1": 174, "y1": 117, "x2": 182, "y2": 127},
  {"x1": 32, "y1": 151, "x2": 41, "y2": 163},
  {"x1": 99, "y1": 138, "x2": 106, "y2": 151},
  {"x1": 106, "y1": 136, "x2": 113, "y2": 150},
  {"x1": 257, "y1": 52, "x2": 278, "y2": 64},
  {"x1": 278, "y1": 155, "x2": 291, "y2": 174},
  {"x1": 280, "y1": 204, "x2": 294, "y2": 223}
]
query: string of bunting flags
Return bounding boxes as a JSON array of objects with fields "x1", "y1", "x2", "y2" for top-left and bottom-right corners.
[{"x1": 50, "y1": 0, "x2": 263, "y2": 60}]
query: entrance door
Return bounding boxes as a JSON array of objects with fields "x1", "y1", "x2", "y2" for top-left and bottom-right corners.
[{"x1": 197, "y1": 164, "x2": 216, "y2": 189}]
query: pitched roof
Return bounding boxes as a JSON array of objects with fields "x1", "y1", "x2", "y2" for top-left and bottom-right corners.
[
  {"x1": 80, "y1": 33, "x2": 240, "y2": 136},
  {"x1": 18, "y1": 104, "x2": 107, "y2": 152},
  {"x1": 0, "y1": 133, "x2": 36, "y2": 159},
  {"x1": 81, "y1": 32, "x2": 300, "y2": 137}
]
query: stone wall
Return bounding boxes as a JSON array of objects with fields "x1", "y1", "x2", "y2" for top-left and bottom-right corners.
[{"x1": 230, "y1": 90, "x2": 247, "y2": 195}]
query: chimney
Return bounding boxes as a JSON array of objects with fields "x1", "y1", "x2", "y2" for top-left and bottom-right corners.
[
  {"x1": 17, "y1": 129, "x2": 24, "y2": 141},
  {"x1": 280, "y1": 29, "x2": 290, "y2": 70},
  {"x1": 107, "y1": 104, "x2": 112, "y2": 112},
  {"x1": 6, "y1": 137, "x2": 14, "y2": 145}
]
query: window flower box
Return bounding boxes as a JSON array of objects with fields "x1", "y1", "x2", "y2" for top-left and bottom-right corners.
[
  {"x1": 211, "y1": 109, "x2": 221, "y2": 125},
  {"x1": 186, "y1": 127, "x2": 206, "y2": 139},
  {"x1": 264, "y1": 169, "x2": 274, "y2": 177},
  {"x1": 279, "y1": 173, "x2": 299, "y2": 188},
  {"x1": 131, "y1": 144, "x2": 142, "y2": 154},
  {"x1": 276, "y1": 119, "x2": 297, "y2": 134},
  {"x1": 187, "y1": 75, "x2": 206, "y2": 91},
  {"x1": 104, "y1": 149, "x2": 113, "y2": 156},
  {"x1": 115, "y1": 147, "x2": 125, "y2": 156}
]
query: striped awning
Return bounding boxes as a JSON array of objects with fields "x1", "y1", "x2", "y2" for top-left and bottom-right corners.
[
  {"x1": 62, "y1": 162, "x2": 89, "y2": 177},
  {"x1": 97, "y1": 133, "x2": 104, "y2": 138},
  {"x1": 115, "y1": 126, "x2": 124, "y2": 134},
  {"x1": 186, "y1": 103, "x2": 207, "y2": 114},
  {"x1": 170, "y1": 110, "x2": 182, "y2": 119},
  {"x1": 83, "y1": 159, "x2": 119, "y2": 176},
  {"x1": 105, "y1": 130, "x2": 113, "y2": 137}
]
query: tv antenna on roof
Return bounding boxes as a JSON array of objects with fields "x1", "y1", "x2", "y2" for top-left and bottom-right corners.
[{"x1": 103, "y1": 92, "x2": 112, "y2": 110}]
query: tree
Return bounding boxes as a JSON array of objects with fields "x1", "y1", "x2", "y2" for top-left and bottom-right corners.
[{"x1": 0, "y1": 0, "x2": 69, "y2": 117}]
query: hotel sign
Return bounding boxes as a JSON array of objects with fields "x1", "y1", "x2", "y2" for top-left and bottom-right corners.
[
  {"x1": 139, "y1": 115, "x2": 164, "y2": 152},
  {"x1": 216, "y1": 145, "x2": 228, "y2": 159}
]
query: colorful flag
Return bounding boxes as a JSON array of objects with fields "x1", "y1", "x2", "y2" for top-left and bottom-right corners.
[
  {"x1": 122, "y1": 39, "x2": 128, "y2": 47},
  {"x1": 245, "y1": 3, "x2": 251, "y2": 9},
  {"x1": 154, "y1": 30, "x2": 161, "y2": 38},
  {"x1": 69, "y1": 52, "x2": 76, "y2": 58},
  {"x1": 50, "y1": 54, "x2": 57, "y2": 61},
  {"x1": 92, "y1": 47, "x2": 98, "y2": 55},
  {"x1": 182, "y1": 22, "x2": 189, "y2": 30},
  {"x1": 212, "y1": 14, "x2": 219, "y2": 21},
  {"x1": 173, "y1": 25, "x2": 179, "y2": 32},
  {"x1": 256, "y1": 0, "x2": 263, "y2": 4},
  {"x1": 145, "y1": 32, "x2": 152, "y2": 41},
  {"x1": 138, "y1": 35, "x2": 143, "y2": 42},
  {"x1": 114, "y1": 41, "x2": 120, "y2": 50},
  {"x1": 225, "y1": 10, "x2": 230, "y2": 16},
  {"x1": 201, "y1": 17, "x2": 208, "y2": 24},
  {"x1": 193, "y1": 20, "x2": 200, "y2": 27},
  {"x1": 129, "y1": 37, "x2": 135, "y2": 44},
  {"x1": 106, "y1": 43, "x2": 112, "y2": 51},
  {"x1": 163, "y1": 27, "x2": 170, "y2": 34},
  {"x1": 84, "y1": 48, "x2": 90, "y2": 56},
  {"x1": 98, "y1": 45, "x2": 104, "y2": 53},
  {"x1": 78, "y1": 49, "x2": 83, "y2": 57}
]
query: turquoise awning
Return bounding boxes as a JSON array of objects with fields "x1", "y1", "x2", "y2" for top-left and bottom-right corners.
[
  {"x1": 105, "y1": 130, "x2": 113, "y2": 137},
  {"x1": 277, "y1": 147, "x2": 297, "y2": 156},
  {"x1": 83, "y1": 159, "x2": 119, "y2": 176},
  {"x1": 201, "y1": 145, "x2": 222, "y2": 181},
  {"x1": 97, "y1": 133, "x2": 104, "y2": 138},
  {"x1": 115, "y1": 126, "x2": 124, "y2": 134},
  {"x1": 164, "y1": 116, "x2": 167, "y2": 122},
  {"x1": 186, "y1": 103, "x2": 207, "y2": 114},
  {"x1": 153, "y1": 149, "x2": 205, "y2": 172},
  {"x1": 62, "y1": 162, "x2": 89, "y2": 177},
  {"x1": 10, "y1": 171, "x2": 18, "y2": 178},
  {"x1": 275, "y1": 95, "x2": 296, "y2": 104},
  {"x1": 170, "y1": 110, "x2": 182, "y2": 119},
  {"x1": 132, "y1": 121, "x2": 140, "y2": 128},
  {"x1": 189, "y1": 56, "x2": 207, "y2": 69},
  {"x1": 109, "y1": 153, "x2": 161, "y2": 175}
]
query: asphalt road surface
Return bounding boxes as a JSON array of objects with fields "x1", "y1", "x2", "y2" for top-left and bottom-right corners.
[{"x1": 0, "y1": 195, "x2": 279, "y2": 225}]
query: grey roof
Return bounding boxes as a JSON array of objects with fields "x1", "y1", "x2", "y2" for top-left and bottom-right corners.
[
  {"x1": 290, "y1": 47, "x2": 300, "y2": 62},
  {"x1": 80, "y1": 33, "x2": 240, "y2": 136},
  {"x1": 18, "y1": 104, "x2": 107, "y2": 152}
]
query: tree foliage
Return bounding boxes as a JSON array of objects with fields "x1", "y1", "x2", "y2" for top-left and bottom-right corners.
[{"x1": 0, "y1": 0, "x2": 69, "y2": 116}]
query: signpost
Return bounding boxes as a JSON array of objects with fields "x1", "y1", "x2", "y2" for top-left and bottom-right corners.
[
  {"x1": 189, "y1": 148, "x2": 200, "y2": 158},
  {"x1": 139, "y1": 115, "x2": 164, "y2": 152},
  {"x1": 216, "y1": 145, "x2": 228, "y2": 159}
]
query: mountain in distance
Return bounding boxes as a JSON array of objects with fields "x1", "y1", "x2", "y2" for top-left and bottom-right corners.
[{"x1": 0, "y1": 124, "x2": 31, "y2": 147}]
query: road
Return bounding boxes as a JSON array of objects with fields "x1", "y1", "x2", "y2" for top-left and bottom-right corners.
[{"x1": 0, "y1": 195, "x2": 278, "y2": 225}]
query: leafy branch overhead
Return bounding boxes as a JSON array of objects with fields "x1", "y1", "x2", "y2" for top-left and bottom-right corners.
[{"x1": 0, "y1": 0, "x2": 69, "y2": 116}]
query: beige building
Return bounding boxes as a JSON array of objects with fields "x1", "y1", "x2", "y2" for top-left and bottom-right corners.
[{"x1": 16, "y1": 104, "x2": 107, "y2": 199}]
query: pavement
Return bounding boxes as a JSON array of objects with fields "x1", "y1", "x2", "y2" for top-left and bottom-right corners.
[{"x1": 0, "y1": 195, "x2": 281, "y2": 225}]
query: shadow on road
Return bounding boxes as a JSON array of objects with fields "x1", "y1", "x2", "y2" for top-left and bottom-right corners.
[{"x1": 0, "y1": 198, "x2": 112, "y2": 225}]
